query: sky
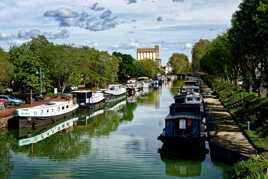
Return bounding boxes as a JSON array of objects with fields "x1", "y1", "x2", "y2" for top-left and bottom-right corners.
[{"x1": 0, "y1": 0, "x2": 242, "y2": 65}]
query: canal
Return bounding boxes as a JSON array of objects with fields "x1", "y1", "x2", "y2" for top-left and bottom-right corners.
[{"x1": 0, "y1": 80, "x2": 232, "y2": 179}]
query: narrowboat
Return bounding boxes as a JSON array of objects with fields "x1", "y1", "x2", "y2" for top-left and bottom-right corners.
[
  {"x1": 158, "y1": 104, "x2": 205, "y2": 148},
  {"x1": 13, "y1": 94, "x2": 79, "y2": 128}
]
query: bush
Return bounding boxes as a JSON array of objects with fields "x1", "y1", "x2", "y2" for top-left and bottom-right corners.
[{"x1": 231, "y1": 157, "x2": 268, "y2": 179}]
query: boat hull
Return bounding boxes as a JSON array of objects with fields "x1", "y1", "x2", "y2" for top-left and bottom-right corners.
[
  {"x1": 158, "y1": 135, "x2": 205, "y2": 149},
  {"x1": 78, "y1": 98, "x2": 106, "y2": 110},
  {"x1": 11, "y1": 108, "x2": 77, "y2": 128},
  {"x1": 104, "y1": 93, "x2": 126, "y2": 103}
]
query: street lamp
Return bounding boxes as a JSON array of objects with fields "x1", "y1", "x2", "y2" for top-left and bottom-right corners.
[{"x1": 36, "y1": 67, "x2": 42, "y2": 95}]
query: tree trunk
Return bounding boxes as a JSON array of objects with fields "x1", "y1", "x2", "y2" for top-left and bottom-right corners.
[{"x1": 259, "y1": 81, "x2": 267, "y2": 97}]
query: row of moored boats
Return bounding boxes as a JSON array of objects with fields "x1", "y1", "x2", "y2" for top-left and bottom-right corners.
[{"x1": 13, "y1": 77, "x2": 163, "y2": 128}]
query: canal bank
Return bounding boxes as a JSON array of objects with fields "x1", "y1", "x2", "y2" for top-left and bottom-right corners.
[{"x1": 201, "y1": 80, "x2": 257, "y2": 163}]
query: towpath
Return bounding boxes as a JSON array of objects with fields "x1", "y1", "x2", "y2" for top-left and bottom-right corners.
[{"x1": 201, "y1": 81, "x2": 257, "y2": 161}]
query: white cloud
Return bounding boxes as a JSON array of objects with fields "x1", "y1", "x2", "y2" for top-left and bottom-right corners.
[{"x1": 185, "y1": 43, "x2": 192, "y2": 49}]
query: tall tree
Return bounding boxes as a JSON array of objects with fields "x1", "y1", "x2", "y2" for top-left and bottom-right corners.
[
  {"x1": 229, "y1": 0, "x2": 268, "y2": 95},
  {"x1": 135, "y1": 60, "x2": 158, "y2": 77},
  {"x1": 192, "y1": 39, "x2": 210, "y2": 72},
  {"x1": 200, "y1": 33, "x2": 239, "y2": 82},
  {"x1": 0, "y1": 48, "x2": 13, "y2": 92},
  {"x1": 112, "y1": 52, "x2": 137, "y2": 81},
  {"x1": 169, "y1": 53, "x2": 191, "y2": 73}
]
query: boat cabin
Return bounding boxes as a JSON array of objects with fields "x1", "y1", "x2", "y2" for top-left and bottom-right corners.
[
  {"x1": 174, "y1": 94, "x2": 202, "y2": 104},
  {"x1": 165, "y1": 113, "x2": 202, "y2": 138},
  {"x1": 184, "y1": 80, "x2": 199, "y2": 86},
  {"x1": 178, "y1": 86, "x2": 200, "y2": 95},
  {"x1": 72, "y1": 90, "x2": 93, "y2": 105}
]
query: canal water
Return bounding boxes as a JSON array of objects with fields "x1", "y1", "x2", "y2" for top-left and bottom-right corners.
[{"x1": 0, "y1": 80, "x2": 232, "y2": 179}]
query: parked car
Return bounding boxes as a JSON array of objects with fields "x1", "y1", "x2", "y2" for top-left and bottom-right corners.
[
  {"x1": 0, "y1": 99, "x2": 7, "y2": 108},
  {"x1": 0, "y1": 95, "x2": 25, "y2": 106}
]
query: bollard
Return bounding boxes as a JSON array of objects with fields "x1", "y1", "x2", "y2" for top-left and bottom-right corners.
[{"x1": 248, "y1": 121, "x2": 250, "y2": 131}]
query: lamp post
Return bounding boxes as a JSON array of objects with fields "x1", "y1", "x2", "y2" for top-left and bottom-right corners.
[{"x1": 39, "y1": 67, "x2": 42, "y2": 95}]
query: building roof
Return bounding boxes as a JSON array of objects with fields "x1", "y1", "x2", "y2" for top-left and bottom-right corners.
[{"x1": 137, "y1": 48, "x2": 157, "y2": 52}]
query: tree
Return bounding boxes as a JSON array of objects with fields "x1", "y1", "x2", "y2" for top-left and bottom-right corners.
[
  {"x1": 200, "y1": 33, "x2": 239, "y2": 82},
  {"x1": 169, "y1": 53, "x2": 191, "y2": 73},
  {"x1": 0, "y1": 48, "x2": 13, "y2": 92},
  {"x1": 9, "y1": 36, "x2": 52, "y2": 93},
  {"x1": 192, "y1": 39, "x2": 210, "y2": 72},
  {"x1": 229, "y1": 0, "x2": 268, "y2": 95},
  {"x1": 135, "y1": 59, "x2": 158, "y2": 77},
  {"x1": 112, "y1": 52, "x2": 137, "y2": 81}
]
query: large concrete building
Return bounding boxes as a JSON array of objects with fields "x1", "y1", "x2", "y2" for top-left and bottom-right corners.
[{"x1": 137, "y1": 45, "x2": 161, "y2": 67}]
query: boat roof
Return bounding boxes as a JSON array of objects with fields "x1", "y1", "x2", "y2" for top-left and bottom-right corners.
[
  {"x1": 185, "y1": 80, "x2": 198, "y2": 83},
  {"x1": 166, "y1": 113, "x2": 201, "y2": 120},
  {"x1": 181, "y1": 86, "x2": 200, "y2": 89},
  {"x1": 175, "y1": 93, "x2": 201, "y2": 98},
  {"x1": 17, "y1": 101, "x2": 69, "y2": 111},
  {"x1": 137, "y1": 77, "x2": 149, "y2": 80},
  {"x1": 72, "y1": 90, "x2": 92, "y2": 93}
]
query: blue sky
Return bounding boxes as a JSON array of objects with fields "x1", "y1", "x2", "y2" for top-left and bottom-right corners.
[{"x1": 0, "y1": 0, "x2": 242, "y2": 65}]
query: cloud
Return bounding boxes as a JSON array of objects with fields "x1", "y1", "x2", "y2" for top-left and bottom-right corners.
[
  {"x1": 185, "y1": 43, "x2": 192, "y2": 49},
  {"x1": 156, "y1": 16, "x2": 163, "y2": 22},
  {"x1": 0, "y1": 29, "x2": 69, "y2": 43},
  {"x1": 0, "y1": 32, "x2": 14, "y2": 41},
  {"x1": 172, "y1": 0, "x2": 184, "y2": 2},
  {"x1": 17, "y1": 29, "x2": 69, "y2": 39},
  {"x1": 109, "y1": 42, "x2": 139, "y2": 50},
  {"x1": 90, "y1": 3, "x2": 105, "y2": 11},
  {"x1": 44, "y1": 8, "x2": 80, "y2": 27},
  {"x1": 100, "y1": 10, "x2": 112, "y2": 19},
  {"x1": 127, "y1": 0, "x2": 137, "y2": 4},
  {"x1": 44, "y1": 7, "x2": 79, "y2": 18},
  {"x1": 44, "y1": 8, "x2": 118, "y2": 31}
]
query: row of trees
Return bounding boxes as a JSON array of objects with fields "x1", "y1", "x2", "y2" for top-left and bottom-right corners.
[
  {"x1": 0, "y1": 36, "x2": 160, "y2": 93},
  {"x1": 198, "y1": 0, "x2": 267, "y2": 96}
]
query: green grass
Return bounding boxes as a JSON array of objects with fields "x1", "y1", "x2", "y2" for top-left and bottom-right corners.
[{"x1": 231, "y1": 157, "x2": 268, "y2": 179}]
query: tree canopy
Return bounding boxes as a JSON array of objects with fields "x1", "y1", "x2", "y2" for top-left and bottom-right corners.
[
  {"x1": 200, "y1": 0, "x2": 268, "y2": 96},
  {"x1": 168, "y1": 53, "x2": 191, "y2": 73},
  {"x1": 9, "y1": 35, "x2": 119, "y2": 93},
  {"x1": 192, "y1": 39, "x2": 210, "y2": 72},
  {"x1": 0, "y1": 48, "x2": 13, "y2": 92}
]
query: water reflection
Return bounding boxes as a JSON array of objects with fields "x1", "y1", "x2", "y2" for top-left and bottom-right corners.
[{"x1": 0, "y1": 130, "x2": 13, "y2": 179}]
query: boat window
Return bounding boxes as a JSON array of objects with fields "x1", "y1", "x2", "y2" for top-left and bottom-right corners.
[
  {"x1": 196, "y1": 97, "x2": 200, "y2": 101},
  {"x1": 41, "y1": 110, "x2": 43, "y2": 114},
  {"x1": 76, "y1": 93, "x2": 86, "y2": 99},
  {"x1": 57, "y1": 107, "x2": 60, "y2": 111},
  {"x1": 62, "y1": 106, "x2": 65, "y2": 110},
  {"x1": 45, "y1": 103, "x2": 56, "y2": 105},
  {"x1": 52, "y1": 109, "x2": 54, "y2": 112},
  {"x1": 47, "y1": 109, "x2": 49, "y2": 113},
  {"x1": 194, "y1": 89, "x2": 199, "y2": 93},
  {"x1": 66, "y1": 105, "x2": 69, "y2": 108},
  {"x1": 187, "y1": 97, "x2": 193, "y2": 101},
  {"x1": 179, "y1": 120, "x2": 186, "y2": 129}
]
